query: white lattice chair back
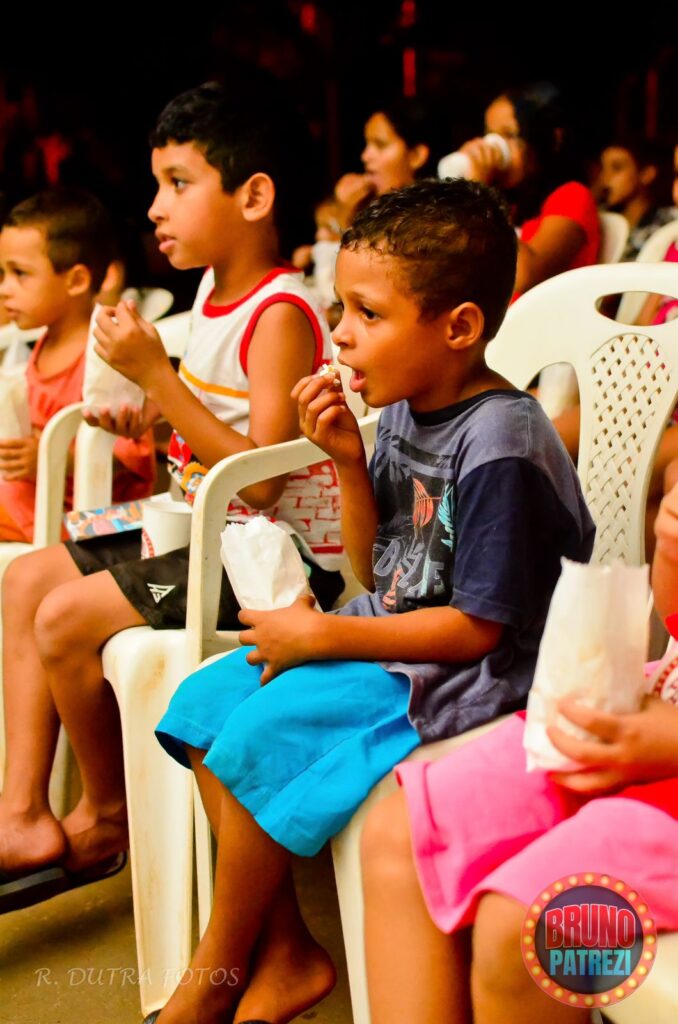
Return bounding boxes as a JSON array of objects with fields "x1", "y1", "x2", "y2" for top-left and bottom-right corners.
[{"x1": 487, "y1": 262, "x2": 678, "y2": 565}]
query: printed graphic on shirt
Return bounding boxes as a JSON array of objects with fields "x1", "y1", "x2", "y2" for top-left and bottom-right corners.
[{"x1": 375, "y1": 471, "x2": 456, "y2": 613}]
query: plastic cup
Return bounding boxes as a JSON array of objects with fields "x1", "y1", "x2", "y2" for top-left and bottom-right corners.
[{"x1": 140, "y1": 496, "x2": 192, "y2": 559}]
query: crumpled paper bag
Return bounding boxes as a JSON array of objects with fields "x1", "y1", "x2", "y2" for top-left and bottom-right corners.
[
  {"x1": 524, "y1": 559, "x2": 650, "y2": 772},
  {"x1": 0, "y1": 366, "x2": 31, "y2": 438},
  {"x1": 82, "y1": 305, "x2": 145, "y2": 416},
  {"x1": 220, "y1": 516, "x2": 311, "y2": 611}
]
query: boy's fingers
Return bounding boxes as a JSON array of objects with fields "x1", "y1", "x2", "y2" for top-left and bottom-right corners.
[
  {"x1": 291, "y1": 375, "x2": 316, "y2": 400},
  {"x1": 237, "y1": 608, "x2": 261, "y2": 627},
  {"x1": 0, "y1": 439, "x2": 26, "y2": 450},
  {"x1": 95, "y1": 308, "x2": 119, "y2": 333},
  {"x1": 245, "y1": 648, "x2": 264, "y2": 665}
]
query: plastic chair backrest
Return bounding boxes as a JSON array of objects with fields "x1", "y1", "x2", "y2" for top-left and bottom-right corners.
[
  {"x1": 185, "y1": 412, "x2": 379, "y2": 662},
  {"x1": 597, "y1": 211, "x2": 630, "y2": 264},
  {"x1": 616, "y1": 218, "x2": 678, "y2": 323},
  {"x1": 126, "y1": 287, "x2": 174, "y2": 323},
  {"x1": 487, "y1": 262, "x2": 678, "y2": 566}
]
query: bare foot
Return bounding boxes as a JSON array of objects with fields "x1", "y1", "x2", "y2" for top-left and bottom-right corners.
[
  {"x1": 61, "y1": 798, "x2": 128, "y2": 873},
  {"x1": 234, "y1": 932, "x2": 336, "y2": 1024},
  {"x1": 0, "y1": 801, "x2": 67, "y2": 875}
]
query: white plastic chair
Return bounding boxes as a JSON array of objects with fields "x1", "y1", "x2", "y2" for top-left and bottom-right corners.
[
  {"x1": 0, "y1": 311, "x2": 191, "y2": 801},
  {"x1": 598, "y1": 211, "x2": 630, "y2": 265},
  {"x1": 101, "y1": 411, "x2": 378, "y2": 1017},
  {"x1": 326, "y1": 262, "x2": 678, "y2": 1024},
  {"x1": 616, "y1": 217, "x2": 678, "y2": 324},
  {"x1": 0, "y1": 402, "x2": 113, "y2": 804},
  {"x1": 125, "y1": 286, "x2": 174, "y2": 323},
  {"x1": 537, "y1": 211, "x2": 631, "y2": 420}
]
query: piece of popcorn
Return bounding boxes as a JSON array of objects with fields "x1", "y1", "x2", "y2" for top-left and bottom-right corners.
[{"x1": 315, "y1": 363, "x2": 342, "y2": 387}]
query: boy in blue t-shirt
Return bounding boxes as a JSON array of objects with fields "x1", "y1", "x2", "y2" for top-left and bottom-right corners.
[{"x1": 150, "y1": 179, "x2": 595, "y2": 1024}]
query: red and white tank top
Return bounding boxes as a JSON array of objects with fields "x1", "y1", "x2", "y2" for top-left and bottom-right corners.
[{"x1": 168, "y1": 267, "x2": 342, "y2": 570}]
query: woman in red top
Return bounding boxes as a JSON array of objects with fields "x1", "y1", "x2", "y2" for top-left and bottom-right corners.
[{"x1": 453, "y1": 82, "x2": 599, "y2": 298}]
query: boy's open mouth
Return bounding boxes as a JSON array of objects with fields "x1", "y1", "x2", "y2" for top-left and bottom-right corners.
[{"x1": 350, "y1": 370, "x2": 366, "y2": 392}]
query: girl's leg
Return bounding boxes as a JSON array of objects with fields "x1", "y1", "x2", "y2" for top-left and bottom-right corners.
[
  {"x1": 0, "y1": 545, "x2": 81, "y2": 873},
  {"x1": 186, "y1": 746, "x2": 335, "y2": 1024},
  {"x1": 472, "y1": 894, "x2": 590, "y2": 1024},
  {"x1": 362, "y1": 788, "x2": 473, "y2": 1024},
  {"x1": 35, "y1": 569, "x2": 146, "y2": 870}
]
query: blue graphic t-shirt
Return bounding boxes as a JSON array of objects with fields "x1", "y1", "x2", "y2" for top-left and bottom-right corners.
[{"x1": 337, "y1": 389, "x2": 596, "y2": 741}]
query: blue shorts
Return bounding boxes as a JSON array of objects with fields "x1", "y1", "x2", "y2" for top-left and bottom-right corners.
[{"x1": 156, "y1": 647, "x2": 420, "y2": 856}]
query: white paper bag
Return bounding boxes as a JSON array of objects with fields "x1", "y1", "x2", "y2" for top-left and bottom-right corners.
[
  {"x1": 82, "y1": 305, "x2": 145, "y2": 416},
  {"x1": 524, "y1": 559, "x2": 650, "y2": 772},
  {"x1": 0, "y1": 366, "x2": 31, "y2": 438},
  {"x1": 220, "y1": 517, "x2": 311, "y2": 611}
]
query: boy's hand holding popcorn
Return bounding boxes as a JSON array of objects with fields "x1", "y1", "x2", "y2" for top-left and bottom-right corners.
[
  {"x1": 292, "y1": 365, "x2": 365, "y2": 467},
  {"x1": 93, "y1": 299, "x2": 172, "y2": 393}
]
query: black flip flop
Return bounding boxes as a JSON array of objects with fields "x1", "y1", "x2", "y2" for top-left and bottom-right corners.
[{"x1": 0, "y1": 850, "x2": 127, "y2": 914}]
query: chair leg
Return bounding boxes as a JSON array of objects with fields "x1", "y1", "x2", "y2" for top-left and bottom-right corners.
[{"x1": 105, "y1": 628, "x2": 195, "y2": 1017}]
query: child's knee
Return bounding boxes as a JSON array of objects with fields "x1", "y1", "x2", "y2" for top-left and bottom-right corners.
[
  {"x1": 360, "y1": 788, "x2": 415, "y2": 887},
  {"x1": 3, "y1": 550, "x2": 49, "y2": 615},
  {"x1": 472, "y1": 893, "x2": 528, "y2": 996},
  {"x1": 34, "y1": 584, "x2": 86, "y2": 664}
]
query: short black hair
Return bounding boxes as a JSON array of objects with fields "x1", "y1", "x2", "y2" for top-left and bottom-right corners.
[
  {"x1": 150, "y1": 81, "x2": 311, "y2": 256},
  {"x1": 342, "y1": 179, "x2": 517, "y2": 339},
  {"x1": 4, "y1": 187, "x2": 115, "y2": 292}
]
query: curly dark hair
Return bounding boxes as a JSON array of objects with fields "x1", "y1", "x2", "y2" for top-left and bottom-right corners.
[
  {"x1": 4, "y1": 187, "x2": 115, "y2": 292},
  {"x1": 342, "y1": 178, "x2": 517, "y2": 339}
]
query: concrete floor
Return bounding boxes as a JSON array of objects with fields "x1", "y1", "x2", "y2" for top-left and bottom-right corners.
[{"x1": 0, "y1": 847, "x2": 352, "y2": 1024}]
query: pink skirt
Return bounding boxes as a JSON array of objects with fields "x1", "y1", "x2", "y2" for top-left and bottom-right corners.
[{"x1": 396, "y1": 715, "x2": 678, "y2": 934}]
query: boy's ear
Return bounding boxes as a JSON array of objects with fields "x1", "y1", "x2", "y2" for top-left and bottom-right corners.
[
  {"x1": 409, "y1": 143, "x2": 430, "y2": 173},
  {"x1": 640, "y1": 164, "x2": 658, "y2": 187},
  {"x1": 446, "y1": 302, "x2": 485, "y2": 351},
  {"x1": 240, "y1": 172, "x2": 276, "y2": 222},
  {"x1": 65, "y1": 263, "x2": 92, "y2": 298}
]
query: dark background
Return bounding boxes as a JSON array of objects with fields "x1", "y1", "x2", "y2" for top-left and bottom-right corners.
[{"x1": 2, "y1": 3, "x2": 677, "y2": 302}]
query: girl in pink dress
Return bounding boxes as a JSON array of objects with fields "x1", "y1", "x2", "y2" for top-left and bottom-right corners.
[{"x1": 361, "y1": 482, "x2": 678, "y2": 1024}]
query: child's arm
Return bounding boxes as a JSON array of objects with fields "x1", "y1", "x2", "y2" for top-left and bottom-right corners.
[
  {"x1": 0, "y1": 433, "x2": 39, "y2": 481},
  {"x1": 547, "y1": 696, "x2": 678, "y2": 793},
  {"x1": 514, "y1": 219, "x2": 586, "y2": 294},
  {"x1": 652, "y1": 479, "x2": 678, "y2": 621},
  {"x1": 239, "y1": 596, "x2": 502, "y2": 685},
  {"x1": 94, "y1": 298, "x2": 317, "y2": 509},
  {"x1": 292, "y1": 372, "x2": 377, "y2": 590}
]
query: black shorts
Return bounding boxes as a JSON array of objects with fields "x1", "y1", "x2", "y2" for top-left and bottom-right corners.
[{"x1": 64, "y1": 531, "x2": 345, "y2": 630}]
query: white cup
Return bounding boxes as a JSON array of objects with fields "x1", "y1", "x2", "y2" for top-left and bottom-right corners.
[
  {"x1": 140, "y1": 495, "x2": 193, "y2": 559},
  {"x1": 438, "y1": 133, "x2": 512, "y2": 180}
]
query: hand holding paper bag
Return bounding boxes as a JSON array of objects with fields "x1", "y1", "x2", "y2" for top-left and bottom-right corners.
[
  {"x1": 222, "y1": 517, "x2": 320, "y2": 683},
  {"x1": 524, "y1": 559, "x2": 650, "y2": 772}
]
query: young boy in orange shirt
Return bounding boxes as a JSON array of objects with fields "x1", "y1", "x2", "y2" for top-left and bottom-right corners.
[{"x1": 0, "y1": 188, "x2": 155, "y2": 541}]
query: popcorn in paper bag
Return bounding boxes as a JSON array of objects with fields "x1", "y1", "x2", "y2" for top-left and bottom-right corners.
[
  {"x1": 82, "y1": 305, "x2": 145, "y2": 416},
  {"x1": 0, "y1": 367, "x2": 30, "y2": 438},
  {"x1": 220, "y1": 517, "x2": 311, "y2": 611},
  {"x1": 523, "y1": 559, "x2": 650, "y2": 772}
]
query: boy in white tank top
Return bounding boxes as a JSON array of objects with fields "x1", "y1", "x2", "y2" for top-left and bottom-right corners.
[{"x1": 0, "y1": 82, "x2": 343, "y2": 914}]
